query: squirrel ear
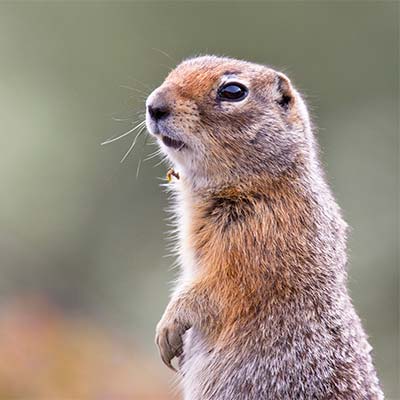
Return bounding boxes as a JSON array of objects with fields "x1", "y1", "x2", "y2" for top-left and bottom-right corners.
[{"x1": 275, "y1": 73, "x2": 294, "y2": 111}]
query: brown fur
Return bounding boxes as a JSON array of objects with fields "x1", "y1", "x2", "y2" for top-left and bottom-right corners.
[{"x1": 146, "y1": 56, "x2": 383, "y2": 399}]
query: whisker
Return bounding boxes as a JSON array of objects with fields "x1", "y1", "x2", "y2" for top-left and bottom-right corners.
[
  {"x1": 108, "y1": 105, "x2": 145, "y2": 122},
  {"x1": 120, "y1": 125, "x2": 146, "y2": 163},
  {"x1": 127, "y1": 95, "x2": 148, "y2": 102},
  {"x1": 151, "y1": 47, "x2": 177, "y2": 64},
  {"x1": 135, "y1": 110, "x2": 146, "y2": 117},
  {"x1": 101, "y1": 121, "x2": 145, "y2": 145},
  {"x1": 153, "y1": 154, "x2": 168, "y2": 168},
  {"x1": 135, "y1": 158, "x2": 142, "y2": 178},
  {"x1": 127, "y1": 76, "x2": 153, "y2": 91},
  {"x1": 111, "y1": 116, "x2": 135, "y2": 122},
  {"x1": 144, "y1": 148, "x2": 162, "y2": 162},
  {"x1": 120, "y1": 85, "x2": 149, "y2": 96},
  {"x1": 136, "y1": 134, "x2": 150, "y2": 178},
  {"x1": 145, "y1": 137, "x2": 157, "y2": 146}
]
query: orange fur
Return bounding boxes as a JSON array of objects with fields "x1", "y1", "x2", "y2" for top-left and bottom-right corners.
[{"x1": 147, "y1": 56, "x2": 383, "y2": 400}]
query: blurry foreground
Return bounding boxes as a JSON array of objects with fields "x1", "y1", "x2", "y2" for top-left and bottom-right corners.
[{"x1": 0, "y1": 296, "x2": 174, "y2": 400}]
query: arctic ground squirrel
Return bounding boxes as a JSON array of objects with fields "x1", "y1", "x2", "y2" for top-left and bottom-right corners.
[{"x1": 145, "y1": 56, "x2": 383, "y2": 400}]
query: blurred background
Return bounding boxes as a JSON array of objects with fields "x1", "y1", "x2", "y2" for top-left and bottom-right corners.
[{"x1": 0, "y1": 2, "x2": 398, "y2": 399}]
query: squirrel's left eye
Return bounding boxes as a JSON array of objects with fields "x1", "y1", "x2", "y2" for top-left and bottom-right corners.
[{"x1": 217, "y1": 82, "x2": 248, "y2": 102}]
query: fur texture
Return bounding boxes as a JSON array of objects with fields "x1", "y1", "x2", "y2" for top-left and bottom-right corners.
[{"x1": 146, "y1": 56, "x2": 383, "y2": 399}]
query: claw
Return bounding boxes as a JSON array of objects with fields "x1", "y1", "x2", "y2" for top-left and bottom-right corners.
[{"x1": 155, "y1": 320, "x2": 188, "y2": 372}]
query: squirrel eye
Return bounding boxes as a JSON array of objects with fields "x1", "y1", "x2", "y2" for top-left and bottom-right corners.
[{"x1": 217, "y1": 82, "x2": 248, "y2": 102}]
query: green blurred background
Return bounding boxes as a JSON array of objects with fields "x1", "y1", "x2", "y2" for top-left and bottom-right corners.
[{"x1": 0, "y1": 1, "x2": 398, "y2": 399}]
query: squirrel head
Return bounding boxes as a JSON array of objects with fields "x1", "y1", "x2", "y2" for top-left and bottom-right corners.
[{"x1": 146, "y1": 55, "x2": 313, "y2": 188}]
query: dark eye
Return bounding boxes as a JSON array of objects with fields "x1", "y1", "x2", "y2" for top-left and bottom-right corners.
[{"x1": 217, "y1": 82, "x2": 248, "y2": 102}]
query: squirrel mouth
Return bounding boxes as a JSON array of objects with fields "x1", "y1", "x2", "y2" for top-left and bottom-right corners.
[{"x1": 161, "y1": 135, "x2": 185, "y2": 150}]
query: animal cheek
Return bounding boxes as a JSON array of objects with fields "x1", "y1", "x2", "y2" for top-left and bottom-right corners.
[
  {"x1": 172, "y1": 99, "x2": 198, "y2": 123},
  {"x1": 175, "y1": 99, "x2": 199, "y2": 115}
]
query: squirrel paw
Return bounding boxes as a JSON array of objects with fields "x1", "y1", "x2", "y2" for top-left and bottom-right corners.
[{"x1": 155, "y1": 317, "x2": 189, "y2": 372}]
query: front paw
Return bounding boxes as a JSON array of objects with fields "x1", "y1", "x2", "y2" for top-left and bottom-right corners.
[{"x1": 155, "y1": 316, "x2": 189, "y2": 371}]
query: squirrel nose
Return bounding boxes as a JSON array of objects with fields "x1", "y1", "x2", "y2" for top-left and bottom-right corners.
[{"x1": 147, "y1": 103, "x2": 170, "y2": 122}]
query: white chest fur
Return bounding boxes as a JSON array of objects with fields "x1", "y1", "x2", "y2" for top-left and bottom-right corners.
[{"x1": 172, "y1": 181, "x2": 198, "y2": 291}]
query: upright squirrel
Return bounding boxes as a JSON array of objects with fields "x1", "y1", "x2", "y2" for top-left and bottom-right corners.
[{"x1": 145, "y1": 56, "x2": 383, "y2": 400}]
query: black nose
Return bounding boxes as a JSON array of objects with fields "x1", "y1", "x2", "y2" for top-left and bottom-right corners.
[{"x1": 148, "y1": 104, "x2": 170, "y2": 121}]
